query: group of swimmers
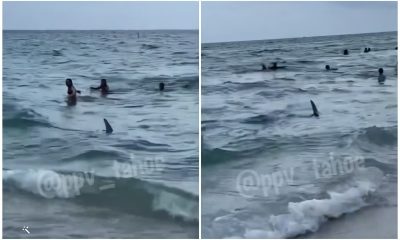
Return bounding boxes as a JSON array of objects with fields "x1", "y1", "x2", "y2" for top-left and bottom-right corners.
[
  {"x1": 65, "y1": 78, "x2": 109, "y2": 99},
  {"x1": 261, "y1": 62, "x2": 286, "y2": 71},
  {"x1": 65, "y1": 78, "x2": 166, "y2": 101},
  {"x1": 261, "y1": 47, "x2": 388, "y2": 84}
]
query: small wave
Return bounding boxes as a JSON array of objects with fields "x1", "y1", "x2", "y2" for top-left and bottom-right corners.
[
  {"x1": 244, "y1": 173, "x2": 381, "y2": 238},
  {"x1": 223, "y1": 81, "x2": 270, "y2": 91},
  {"x1": 113, "y1": 139, "x2": 171, "y2": 152},
  {"x1": 78, "y1": 95, "x2": 98, "y2": 102},
  {"x1": 141, "y1": 44, "x2": 160, "y2": 50},
  {"x1": 332, "y1": 88, "x2": 352, "y2": 93},
  {"x1": 52, "y1": 49, "x2": 63, "y2": 56},
  {"x1": 175, "y1": 75, "x2": 199, "y2": 89},
  {"x1": 61, "y1": 149, "x2": 125, "y2": 162},
  {"x1": 242, "y1": 114, "x2": 277, "y2": 124},
  {"x1": 138, "y1": 75, "x2": 198, "y2": 90},
  {"x1": 356, "y1": 126, "x2": 397, "y2": 147},
  {"x1": 4, "y1": 169, "x2": 198, "y2": 223},
  {"x1": 3, "y1": 104, "x2": 52, "y2": 129},
  {"x1": 173, "y1": 51, "x2": 187, "y2": 55},
  {"x1": 249, "y1": 48, "x2": 290, "y2": 55},
  {"x1": 202, "y1": 148, "x2": 243, "y2": 166}
]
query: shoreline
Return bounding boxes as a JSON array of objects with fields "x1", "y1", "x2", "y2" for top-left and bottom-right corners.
[{"x1": 302, "y1": 206, "x2": 397, "y2": 239}]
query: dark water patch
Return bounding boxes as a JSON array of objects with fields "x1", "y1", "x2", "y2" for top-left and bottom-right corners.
[
  {"x1": 242, "y1": 114, "x2": 277, "y2": 124},
  {"x1": 359, "y1": 126, "x2": 397, "y2": 146},
  {"x1": 202, "y1": 148, "x2": 243, "y2": 166},
  {"x1": 52, "y1": 50, "x2": 63, "y2": 56},
  {"x1": 113, "y1": 139, "x2": 171, "y2": 152},
  {"x1": 122, "y1": 105, "x2": 144, "y2": 108},
  {"x1": 141, "y1": 44, "x2": 160, "y2": 50},
  {"x1": 173, "y1": 51, "x2": 187, "y2": 55},
  {"x1": 61, "y1": 149, "x2": 125, "y2": 162},
  {"x1": 332, "y1": 88, "x2": 352, "y2": 93}
]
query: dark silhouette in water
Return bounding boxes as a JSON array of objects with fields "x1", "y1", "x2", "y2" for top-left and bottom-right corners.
[
  {"x1": 65, "y1": 78, "x2": 81, "y2": 97},
  {"x1": 343, "y1": 49, "x2": 349, "y2": 55},
  {"x1": 310, "y1": 100, "x2": 319, "y2": 117},
  {"x1": 378, "y1": 68, "x2": 386, "y2": 84},
  {"x1": 104, "y1": 118, "x2": 113, "y2": 133},
  {"x1": 325, "y1": 65, "x2": 338, "y2": 71},
  {"x1": 364, "y1": 47, "x2": 371, "y2": 53},
  {"x1": 261, "y1": 62, "x2": 286, "y2": 71},
  {"x1": 268, "y1": 62, "x2": 286, "y2": 70},
  {"x1": 91, "y1": 79, "x2": 110, "y2": 94},
  {"x1": 261, "y1": 64, "x2": 267, "y2": 71},
  {"x1": 65, "y1": 78, "x2": 81, "y2": 106},
  {"x1": 159, "y1": 82, "x2": 165, "y2": 91}
]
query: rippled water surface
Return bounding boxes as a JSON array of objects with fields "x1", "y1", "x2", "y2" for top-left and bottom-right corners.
[
  {"x1": 202, "y1": 32, "x2": 397, "y2": 238},
  {"x1": 3, "y1": 30, "x2": 199, "y2": 238}
]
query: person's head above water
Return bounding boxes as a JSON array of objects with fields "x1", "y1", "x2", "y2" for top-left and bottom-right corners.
[
  {"x1": 379, "y1": 68, "x2": 384, "y2": 74},
  {"x1": 159, "y1": 82, "x2": 165, "y2": 91},
  {"x1": 325, "y1": 65, "x2": 330, "y2": 70},
  {"x1": 65, "y1": 78, "x2": 73, "y2": 87},
  {"x1": 101, "y1": 79, "x2": 107, "y2": 86},
  {"x1": 343, "y1": 49, "x2": 349, "y2": 55}
]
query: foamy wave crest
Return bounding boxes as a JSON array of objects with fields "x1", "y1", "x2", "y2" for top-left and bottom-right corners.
[
  {"x1": 244, "y1": 168, "x2": 383, "y2": 238},
  {"x1": 4, "y1": 169, "x2": 198, "y2": 223}
]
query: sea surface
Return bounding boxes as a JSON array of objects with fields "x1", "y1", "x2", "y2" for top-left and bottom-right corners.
[
  {"x1": 201, "y1": 32, "x2": 397, "y2": 238},
  {"x1": 3, "y1": 30, "x2": 199, "y2": 238}
]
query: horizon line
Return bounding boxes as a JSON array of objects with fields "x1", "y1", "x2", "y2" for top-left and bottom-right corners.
[
  {"x1": 203, "y1": 30, "x2": 397, "y2": 44},
  {"x1": 3, "y1": 28, "x2": 198, "y2": 31}
]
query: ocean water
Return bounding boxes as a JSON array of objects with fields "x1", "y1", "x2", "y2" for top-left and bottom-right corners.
[
  {"x1": 3, "y1": 30, "x2": 199, "y2": 238},
  {"x1": 201, "y1": 32, "x2": 397, "y2": 238}
]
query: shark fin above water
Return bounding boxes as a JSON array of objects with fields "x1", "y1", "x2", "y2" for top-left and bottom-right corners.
[
  {"x1": 104, "y1": 118, "x2": 113, "y2": 133},
  {"x1": 310, "y1": 100, "x2": 319, "y2": 117}
]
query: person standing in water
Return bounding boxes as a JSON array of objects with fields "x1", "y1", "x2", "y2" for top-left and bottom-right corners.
[
  {"x1": 378, "y1": 68, "x2": 386, "y2": 84},
  {"x1": 91, "y1": 79, "x2": 110, "y2": 94},
  {"x1": 159, "y1": 82, "x2": 165, "y2": 91},
  {"x1": 65, "y1": 78, "x2": 81, "y2": 105},
  {"x1": 65, "y1": 78, "x2": 81, "y2": 98}
]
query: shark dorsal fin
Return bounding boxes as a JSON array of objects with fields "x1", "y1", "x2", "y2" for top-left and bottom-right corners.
[
  {"x1": 104, "y1": 118, "x2": 113, "y2": 133},
  {"x1": 310, "y1": 100, "x2": 319, "y2": 117}
]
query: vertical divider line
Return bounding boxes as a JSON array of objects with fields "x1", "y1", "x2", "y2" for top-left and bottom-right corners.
[
  {"x1": 397, "y1": 1, "x2": 400, "y2": 239},
  {"x1": 198, "y1": 0, "x2": 202, "y2": 238}
]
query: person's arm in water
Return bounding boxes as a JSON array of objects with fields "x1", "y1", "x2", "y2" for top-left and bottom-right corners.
[{"x1": 91, "y1": 79, "x2": 109, "y2": 93}]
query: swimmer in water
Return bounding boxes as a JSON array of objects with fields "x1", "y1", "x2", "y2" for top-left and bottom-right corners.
[
  {"x1": 378, "y1": 68, "x2": 386, "y2": 84},
  {"x1": 159, "y1": 82, "x2": 165, "y2": 91},
  {"x1": 261, "y1": 64, "x2": 267, "y2": 71},
  {"x1": 270, "y1": 62, "x2": 278, "y2": 69},
  {"x1": 65, "y1": 78, "x2": 81, "y2": 98},
  {"x1": 343, "y1": 49, "x2": 349, "y2": 55},
  {"x1": 91, "y1": 78, "x2": 109, "y2": 94},
  {"x1": 325, "y1": 65, "x2": 338, "y2": 71},
  {"x1": 268, "y1": 62, "x2": 286, "y2": 70}
]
